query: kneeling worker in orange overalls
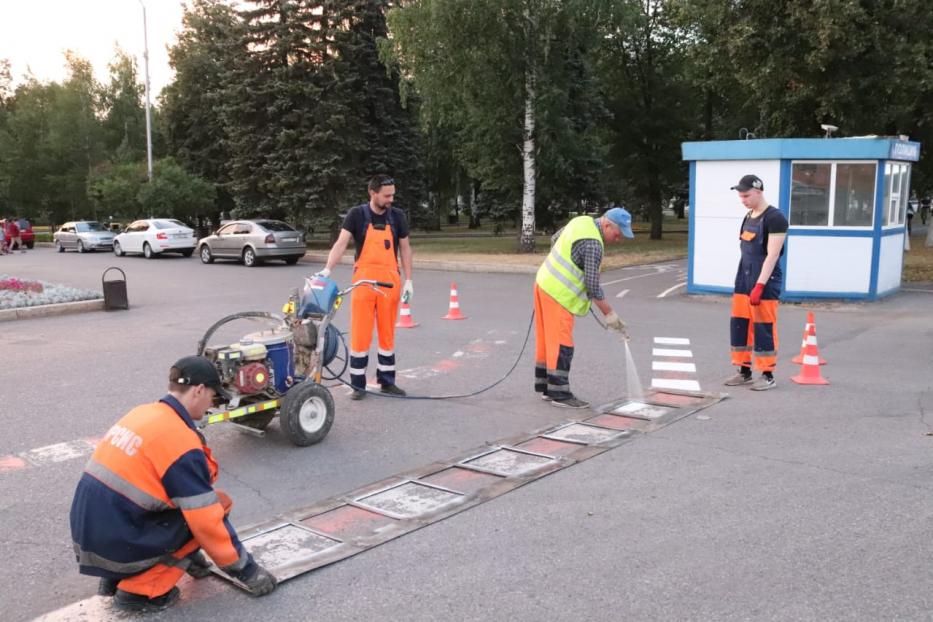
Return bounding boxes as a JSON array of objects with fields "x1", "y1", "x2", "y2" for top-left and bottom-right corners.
[
  {"x1": 70, "y1": 356, "x2": 277, "y2": 613},
  {"x1": 534, "y1": 207, "x2": 633, "y2": 408},
  {"x1": 724, "y1": 174, "x2": 788, "y2": 391},
  {"x1": 317, "y1": 175, "x2": 414, "y2": 400}
]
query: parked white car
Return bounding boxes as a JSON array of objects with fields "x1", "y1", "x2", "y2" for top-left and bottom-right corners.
[{"x1": 113, "y1": 219, "x2": 197, "y2": 258}]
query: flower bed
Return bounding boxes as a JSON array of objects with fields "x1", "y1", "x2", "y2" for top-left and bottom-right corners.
[{"x1": 0, "y1": 274, "x2": 102, "y2": 310}]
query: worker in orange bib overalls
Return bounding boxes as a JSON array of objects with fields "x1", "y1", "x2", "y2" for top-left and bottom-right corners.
[
  {"x1": 318, "y1": 175, "x2": 414, "y2": 400},
  {"x1": 70, "y1": 356, "x2": 276, "y2": 613},
  {"x1": 724, "y1": 174, "x2": 788, "y2": 391}
]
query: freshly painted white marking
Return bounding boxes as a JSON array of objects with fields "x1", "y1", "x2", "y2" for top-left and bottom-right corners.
[
  {"x1": 651, "y1": 378, "x2": 701, "y2": 391},
  {"x1": 654, "y1": 337, "x2": 690, "y2": 345},
  {"x1": 652, "y1": 361, "x2": 697, "y2": 372},
  {"x1": 652, "y1": 348, "x2": 693, "y2": 357},
  {"x1": 21, "y1": 441, "x2": 93, "y2": 466},
  {"x1": 452, "y1": 351, "x2": 465, "y2": 358},
  {"x1": 657, "y1": 282, "x2": 687, "y2": 298},
  {"x1": 615, "y1": 289, "x2": 630, "y2": 299}
]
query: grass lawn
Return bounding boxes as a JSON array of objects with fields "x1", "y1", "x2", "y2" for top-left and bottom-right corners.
[{"x1": 903, "y1": 231, "x2": 933, "y2": 282}]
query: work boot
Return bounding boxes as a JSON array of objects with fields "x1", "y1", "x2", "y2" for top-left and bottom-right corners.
[
  {"x1": 551, "y1": 396, "x2": 590, "y2": 409},
  {"x1": 350, "y1": 389, "x2": 366, "y2": 401},
  {"x1": 97, "y1": 578, "x2": 119, "y2": 596},
  {"x1": 185, "y1": 550, "x2": 212, "y2": 579},
  {"x1": 750, "y1": 376, "x2": 776, "y2": 391},
  {"x1": 538, "y1": 392, "x2": 552, "y2": 401},
  {"x1": 723, "y1": 372, "x2": 753, "y2": 386},
  {"x1": 380, "y1": 383, "x2": 407, "y2": 397},
  {"x1": 113, "y1": 587, "x2": 180, "y2": 613}
]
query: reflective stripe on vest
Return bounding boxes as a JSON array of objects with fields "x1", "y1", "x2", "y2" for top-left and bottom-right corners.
[{"x1": 535, "y1": 216, "x2": 603, "y2": 316}]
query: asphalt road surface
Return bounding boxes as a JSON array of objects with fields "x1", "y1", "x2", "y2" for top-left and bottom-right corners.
[{"x1": 3, "y1": 247, "x2": 932, "y2": 621}]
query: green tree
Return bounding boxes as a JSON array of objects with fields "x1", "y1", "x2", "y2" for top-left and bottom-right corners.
[
  {"x1": 137, "y1": 158, "x2": 216, "y2": 221},
  {"x1": 100, "y1": 48, "x2": 146, "y2": 163},
  {"x1": 387, "y1": 0, "x2": 609, "y2": 251},
  {"x1": 596, "y1": 0, "x2": 694, "y2": 239},
  {"x1": 161, "y1": 0, "x2": 243, "y2": 218}
]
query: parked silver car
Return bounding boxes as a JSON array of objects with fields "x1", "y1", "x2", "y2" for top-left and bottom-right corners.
[
  {"x1": 53, "y1": 221, "x2": 116, "y2": 253},
  {"x1": 197, "y1": 219, "x2": 306, "y2": 267}
]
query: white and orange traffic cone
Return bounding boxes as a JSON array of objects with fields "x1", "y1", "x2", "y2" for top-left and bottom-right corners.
[
  {"x1": 442, "y1": 281, "x2": 467, "y2": 320},
  {"x1": 396, "y1": 301, "x2": 419, "y2": 328},
  {"x1": 791, "y1": 321, "x2": 829, "y2": 385},
  {"x1": 792, "y1": 311, "x2": 826, "y2": 365}
]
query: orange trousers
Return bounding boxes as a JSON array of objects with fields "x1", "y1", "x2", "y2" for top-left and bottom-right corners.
[
  {"x1": 349, "y1": 266, "x2": 401, "y2": 389},
  {"x1": 117, "y1": 490, "x2": 233, "y2": 598},
  {"x1": 730, "y1": 294, "x2": 779, "y2": 372},
  {"x1": 533, "y1": 284, "x2": 575, "y2": 400}
]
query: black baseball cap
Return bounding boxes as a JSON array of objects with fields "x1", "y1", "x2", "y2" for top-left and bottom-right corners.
[
  {"x1": 731, "y1": 174, "x2": 764, "y2": 192},
  {"x1": 171, "y1": 355, "x2": 230, "y2": 401}
]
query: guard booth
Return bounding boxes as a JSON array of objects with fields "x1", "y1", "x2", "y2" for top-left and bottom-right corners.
[{"x1": 681, "y1": 137, "x2": 921, "y2": 300}]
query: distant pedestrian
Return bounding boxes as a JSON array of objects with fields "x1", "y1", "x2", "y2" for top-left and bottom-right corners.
[
  {"x1": 0, "y1": 220, "x2": 7, "y2": 254},
  {"x1": 724, "y1": 175, "x2": 788, "y2": 391},
  {"x1": 5, "y1": 217, "x2": 24, "y2": 253}
]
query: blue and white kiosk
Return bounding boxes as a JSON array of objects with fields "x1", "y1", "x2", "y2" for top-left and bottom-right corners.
[{"x1": 681, "y1": 137, "x2": 921, "y2": 300}]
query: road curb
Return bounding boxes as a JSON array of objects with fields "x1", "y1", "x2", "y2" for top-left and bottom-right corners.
[
  {"x1": 299, "y1": 252, "x2": 538, "y2": 275},
  {"x1": 0, "y1": 298, "x2": 105, "y2": 323}
]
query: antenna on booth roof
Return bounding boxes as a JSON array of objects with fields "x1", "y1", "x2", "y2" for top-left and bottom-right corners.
[
  {"x1": 820, "y1": 124, "x2": 839, "y2": 138},
  {"x1": 739, "y1": 127, "x2": 756, "y2": 140}
]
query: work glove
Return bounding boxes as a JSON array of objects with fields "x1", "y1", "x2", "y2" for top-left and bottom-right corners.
[
  {"x1": 749, "y1": 283, "x2": 764, "y2": 306},
  {"x1": 314, "y1": 267, "x2": 331, "y2": 279},
  {"x1": 225, "y1": 559, "x2": 277, "y2": 597},
  {"x1": 402, "y1": 279, "x2": 414, "y2": 304},
  {"x1": 604, "y1": 311, "x2": 629, "y2": 339}
]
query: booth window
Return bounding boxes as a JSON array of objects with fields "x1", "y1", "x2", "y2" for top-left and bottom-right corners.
[
  {"x1": 883, "y1": 162, "x2": 911, "y2": 226},
  {"x1": 790, "y1": 161, "x2": 875, "y2": 227}
]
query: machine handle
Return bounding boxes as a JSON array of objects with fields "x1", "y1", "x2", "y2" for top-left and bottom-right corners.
[{"x1": 375, "y1": 281, "x2": 394, "y2": 288}]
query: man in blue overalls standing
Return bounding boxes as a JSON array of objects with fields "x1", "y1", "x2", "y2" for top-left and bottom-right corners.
[{"x1": 724, "y1": 174, "x2": 788, "y2": 391}]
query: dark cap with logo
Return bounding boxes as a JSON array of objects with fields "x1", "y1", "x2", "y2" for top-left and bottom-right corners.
[
  {"x1": 171, "y1": 355, "x2": 230, "y2": 401},
  {"x1": 731, "y1": 174, "x2": 764, "y2": 192}
]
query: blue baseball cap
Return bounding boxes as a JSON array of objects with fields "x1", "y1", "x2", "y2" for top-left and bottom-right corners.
[{"x1": 603, "y1": 207, "x2": 634, "y2": 238}]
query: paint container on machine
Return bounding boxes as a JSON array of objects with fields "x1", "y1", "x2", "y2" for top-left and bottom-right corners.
[{"x1": 624, "y1": 339, "x2": 645, "y2": 402}]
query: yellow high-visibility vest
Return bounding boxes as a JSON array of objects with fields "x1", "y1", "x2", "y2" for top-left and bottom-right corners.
[{"x1": 535, "y1": 216, "x2": 603, "y2": 316}]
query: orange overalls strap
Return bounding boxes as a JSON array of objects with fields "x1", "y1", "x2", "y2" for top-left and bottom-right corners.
[{"x1": 349, "y1": 207, "x2": 402, "y2": 390}]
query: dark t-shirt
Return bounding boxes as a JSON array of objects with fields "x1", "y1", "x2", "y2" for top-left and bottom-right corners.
[
  {"x1": 741, "y1": 205, "x2": 788, "y2": 257},
  {"x1": 341, "y1": 204, "x2": 410, "y2": 260}
]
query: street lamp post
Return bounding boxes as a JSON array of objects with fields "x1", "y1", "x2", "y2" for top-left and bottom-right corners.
[{"x1": 138, "y1": 0, "x2": 153, "y2": 184}]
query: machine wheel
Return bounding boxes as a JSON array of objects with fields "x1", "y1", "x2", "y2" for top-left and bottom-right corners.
[
  {"x1": 143, "y1": 242, "x2": 155, "y2": 259},
  {"x1": 181, "y1": 249, "x2": 194, "y2": 258},
  {"x1": 200, "y1": 245, "x2": 214, "y2": 264},
  {"x1": 77, "y1": 240, "x2": 86, "y2": 253},
  {"x1": 242, "y1": 247, "x2": 259, "y2": 267},
  {"x1": 280, "y1": 381, "x2": 334, "y2": 447},
  {"x1": 113, "y1": 241, "x2": 124, "y2": 257},
  {"x1": 56, "y1": 240, "x2": 65, "y2": 253}
]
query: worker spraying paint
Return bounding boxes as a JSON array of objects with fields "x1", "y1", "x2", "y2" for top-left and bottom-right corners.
[{"x1": 533, "y1": 207, "x2": 634, "y2": 408}]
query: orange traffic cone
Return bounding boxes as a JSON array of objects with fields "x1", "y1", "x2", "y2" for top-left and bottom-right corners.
[
  {"x1": 792, "y1": 312, "x2": 826, "y2": 365},
  {"x1": 396, "y1": 301, "x2": 419, "y2": 328},
  {"x1": 791, "y1": 321, "x2": 829, "y2": 385},
  {"x1": 442, "y1": 282, "x2": 467, "y2": 320}
]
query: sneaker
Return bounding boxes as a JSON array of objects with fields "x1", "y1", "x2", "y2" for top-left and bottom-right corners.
[
  {"x1": 538, "y1": 392, "x2": 552, "y2": 401},
  {"x1": 380, "y1": 383, "x2": 407, "y2": 396},
  {"x1": 723, "y1": 372, "x2": 753, "y2": 386},
  {"x1": 113, "y1": 587, "x2": 180, "y2": 613},
  {"x1": 350, "y1": 389, "x2": 366, "y2": 401},
  {"x1": 750, "y1": 376, "x2": 776, "y2": 391},
  {"x1": 185, "y1": 550, "x2": 212, "y2": 579},
  {"x1": 551, "y1": 396, "x2": 590, "y2": 409},
  {"x1": 97, "y1": 578, "x2": 119, "y2": 596}
]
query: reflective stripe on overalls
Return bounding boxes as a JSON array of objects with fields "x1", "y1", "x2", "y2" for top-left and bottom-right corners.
[
  {"x1": 730, "y1": 207, "x2": 781, "y2": 372},
  {"x1": 349, "y1": 206, "x2": 402, "y2": 390}
]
